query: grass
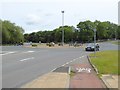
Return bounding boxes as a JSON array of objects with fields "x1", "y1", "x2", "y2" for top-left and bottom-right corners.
[
  {"x1": 70, "y1": 70, "x2": 76, "y2": 77},
  {"x1": 110, "y1": 40, "x2": 120, "y2": 45},
  {"x1": 90, "y1": 50, "x2": 119, "y2": 75}
]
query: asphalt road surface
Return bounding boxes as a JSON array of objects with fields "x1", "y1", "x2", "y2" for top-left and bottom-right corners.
[{"x1": 1, "y1": 42, "x2": 118, "y2": 88}]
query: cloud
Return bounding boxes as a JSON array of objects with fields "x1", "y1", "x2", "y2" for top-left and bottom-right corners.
[
  {"x1": 26, "y1": 14, "x2": 42, "y2": 25},
  {"x1": 44, "y1": 13, "x2": 53, "y2": 17}
]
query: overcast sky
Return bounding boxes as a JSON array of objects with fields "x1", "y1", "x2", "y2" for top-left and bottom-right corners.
[{"x1": 1, "y1": 0, "x2": 119, "y2": 33}]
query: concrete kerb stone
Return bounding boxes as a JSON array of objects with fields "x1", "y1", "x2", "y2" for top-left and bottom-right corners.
[
  {"x1": 68, "y1": 66, "x2": 71, "y2": 75},
  {"x1": 87, "y1": 56, "x2": 99, "y2": 74},
  {"x1": 87, "y1": 56, "x2": 110, "y2": 89},
  {"x1": 67, "y1": 66, "x2": 71, "y2": 88}
]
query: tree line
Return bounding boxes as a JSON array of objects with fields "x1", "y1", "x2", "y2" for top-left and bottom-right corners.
[
  {"x1": 24, "y1": 20, "x2": 119, "y2": 43},
  {"x1": 1, "y1": 19, "x2": 119, "y2": 45},
  {"x1": 1, "y1": 20, "x2": 24, "y2": 45}
]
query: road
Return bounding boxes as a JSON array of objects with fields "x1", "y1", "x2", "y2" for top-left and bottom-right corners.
[{"x1": 1, "y1": 42, "x2": 118, "y2": 88}]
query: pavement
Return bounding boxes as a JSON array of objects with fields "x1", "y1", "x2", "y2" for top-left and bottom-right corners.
[
  {"x1": 22, "y1": 66, "x2": 70, "y2": 88},
  {"x1": 22, "y1": 72, "x2": 69, "y2": 88},
  {"x1": 101, "y1": 75, "x2": 119, "y2": 89}
]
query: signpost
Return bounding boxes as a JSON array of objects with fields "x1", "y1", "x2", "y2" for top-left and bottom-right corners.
[{"x1": 94, "y1": 28, "x2": 96, "y2": 57}]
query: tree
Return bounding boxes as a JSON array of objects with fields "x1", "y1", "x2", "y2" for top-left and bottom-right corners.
[
  {"x1": 77, "y1": 20, "x2": 95, "y2": 42},
  {"x1": 24, "y1": 20, "x2": 118, "y2": 43},
  {"x1": 96, "y1": 21, "x2": 117, "y2": 40},
  {"x1": 2, "y1": 20, "x2": 24, "y2": 44},
  {"x1": 53, "y1": 26, "x2": 74, "y2": 43},
  {"x1": 24, "y1": 33, "x2": 29, "y2": 42}
]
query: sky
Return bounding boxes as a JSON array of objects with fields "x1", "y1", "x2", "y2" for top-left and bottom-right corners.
[{"x1": 1, "y1": 0, "x2": 119, "y2": 33}]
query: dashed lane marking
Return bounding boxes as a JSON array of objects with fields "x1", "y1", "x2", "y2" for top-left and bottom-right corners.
[
  {"x1": 20, "y1": 57, "x2": 35, "y2": 62},
  {"x1": 61, "y1": 55, "x2": 86, "y2": 66},
  {"x1": 23, "y1": 51, "x2": 35, "y2": 53},
  {"x1": 0, "y1": 52, "x2": 15, "y2": 56},
  {"x1": 50, "y1": 55, "x2": 86, "y2": 72}
]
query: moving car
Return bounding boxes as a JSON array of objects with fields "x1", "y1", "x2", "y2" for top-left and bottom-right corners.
[{"x1": 85, "y1": 43, "x2": 99, "y2": 51}]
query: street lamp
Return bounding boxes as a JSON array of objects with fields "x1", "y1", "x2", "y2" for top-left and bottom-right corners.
[
  {"x1": 115, "y1": 29, "x2": 117, "y2": 40},
  {"x1": 94, "y1": 28, "x2": 96, "y2": 57},
  {"x1": 61, "y1": 11, "x2": 64, "y2": 46}
]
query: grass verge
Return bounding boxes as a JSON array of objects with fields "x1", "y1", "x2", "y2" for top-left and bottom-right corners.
[{"x1": 89, "y1": 50, "x2": 119, "y2": 75}]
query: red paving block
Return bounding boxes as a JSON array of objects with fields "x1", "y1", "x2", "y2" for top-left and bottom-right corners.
[{"x1": 70, "y1": 64, "x2": 106, "y2": 88}]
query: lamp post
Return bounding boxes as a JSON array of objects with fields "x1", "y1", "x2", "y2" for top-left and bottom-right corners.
[
  {"x1": 94, "y1": 28, "x2": 96, "y2": 57},
  {"x1": 61, "y1": 11, "x2": 64, "y2": 46},
  {"x1": 115, "y1": 29, "x2": 117, "y2": 40}
]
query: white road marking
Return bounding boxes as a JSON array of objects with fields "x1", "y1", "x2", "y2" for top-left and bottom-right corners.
[
  {"x1": 81, "y1": 56, "x2": 85, "y2": 58},
  {"x1": 76, "y1": 68, "x2": 91, "y2": 73},
  {"x1": 61, "y1": 55, "x2": 86, "y2": 66},
  {"x1": 79, "y1": 57, "x2": 82, "y2": 58},
  {"x1": 23, "y1": 51, "x2": 35, "y2": 53},
  {"x1": 50, "y1": 55, "x2": 86, "y2": 72},
  {"x1": 50, "y1": 68, "x2": 57, "y2": 72},
  {"x1": 28, "y1": 51, "x2": 35, "y2": 53},
  {"x1": 66, "y1": 62, "x2": 69, "y2": 65},
  {"x1": 0, "y1": 52, "x2": 15, "y2": 55},
  {"x1": 62, "y1": 64, "x2": 65, "y2": 66},
  {"x1": 23, "y1": 50, "x2": 48, "y2": 54},
  {"x1": 20, "y1": 57, "x2": 34, "y2": 62}
]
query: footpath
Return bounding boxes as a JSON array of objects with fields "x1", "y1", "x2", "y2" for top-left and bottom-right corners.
[
  {"x1": 22, "y1": 56, "x2": 119, "y2": 89},
  {"x1": 69, "y1": 64, "x2": 106, "y2": 88}
]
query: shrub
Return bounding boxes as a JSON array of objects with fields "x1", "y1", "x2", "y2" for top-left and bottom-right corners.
[
  {"x1": 32, "y1": 44, "x2": 37, "y2": 47},
  {"x1": 46, "y1": 43, "x2": 49, "y2": 46},
  {"x1": 46, "y1": 43, "x2": 55, "y2": 47},
  {"x1": 58, "y1": 43, "x2": 63, "y2": 46}
]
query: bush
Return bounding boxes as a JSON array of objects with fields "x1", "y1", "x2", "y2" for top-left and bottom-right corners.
[
  {"x1": 46, "y1": 42, "x2": 55, "y2": 47},
  {"x1": 58, "y1": 43, "x2": 63, "y2": 46},
  {"x1": 46, "y1": 43, "x2": 49, "y2": 46},
  {"x1": 32, "y1": 44, "x2": 37, "y2": 47},
  {"x1": 74, "y1": 43, "x2": 80, "y2": 47}
]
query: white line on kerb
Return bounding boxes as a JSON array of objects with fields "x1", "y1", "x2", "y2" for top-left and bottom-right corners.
[{"x1": 20, "y1": 57, "x2": 34, "y2": 62}]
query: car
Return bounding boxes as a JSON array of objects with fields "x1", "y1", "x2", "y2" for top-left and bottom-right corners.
[{"x1": 85, "y1": 43, "x2": 99, "y2": 51}]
